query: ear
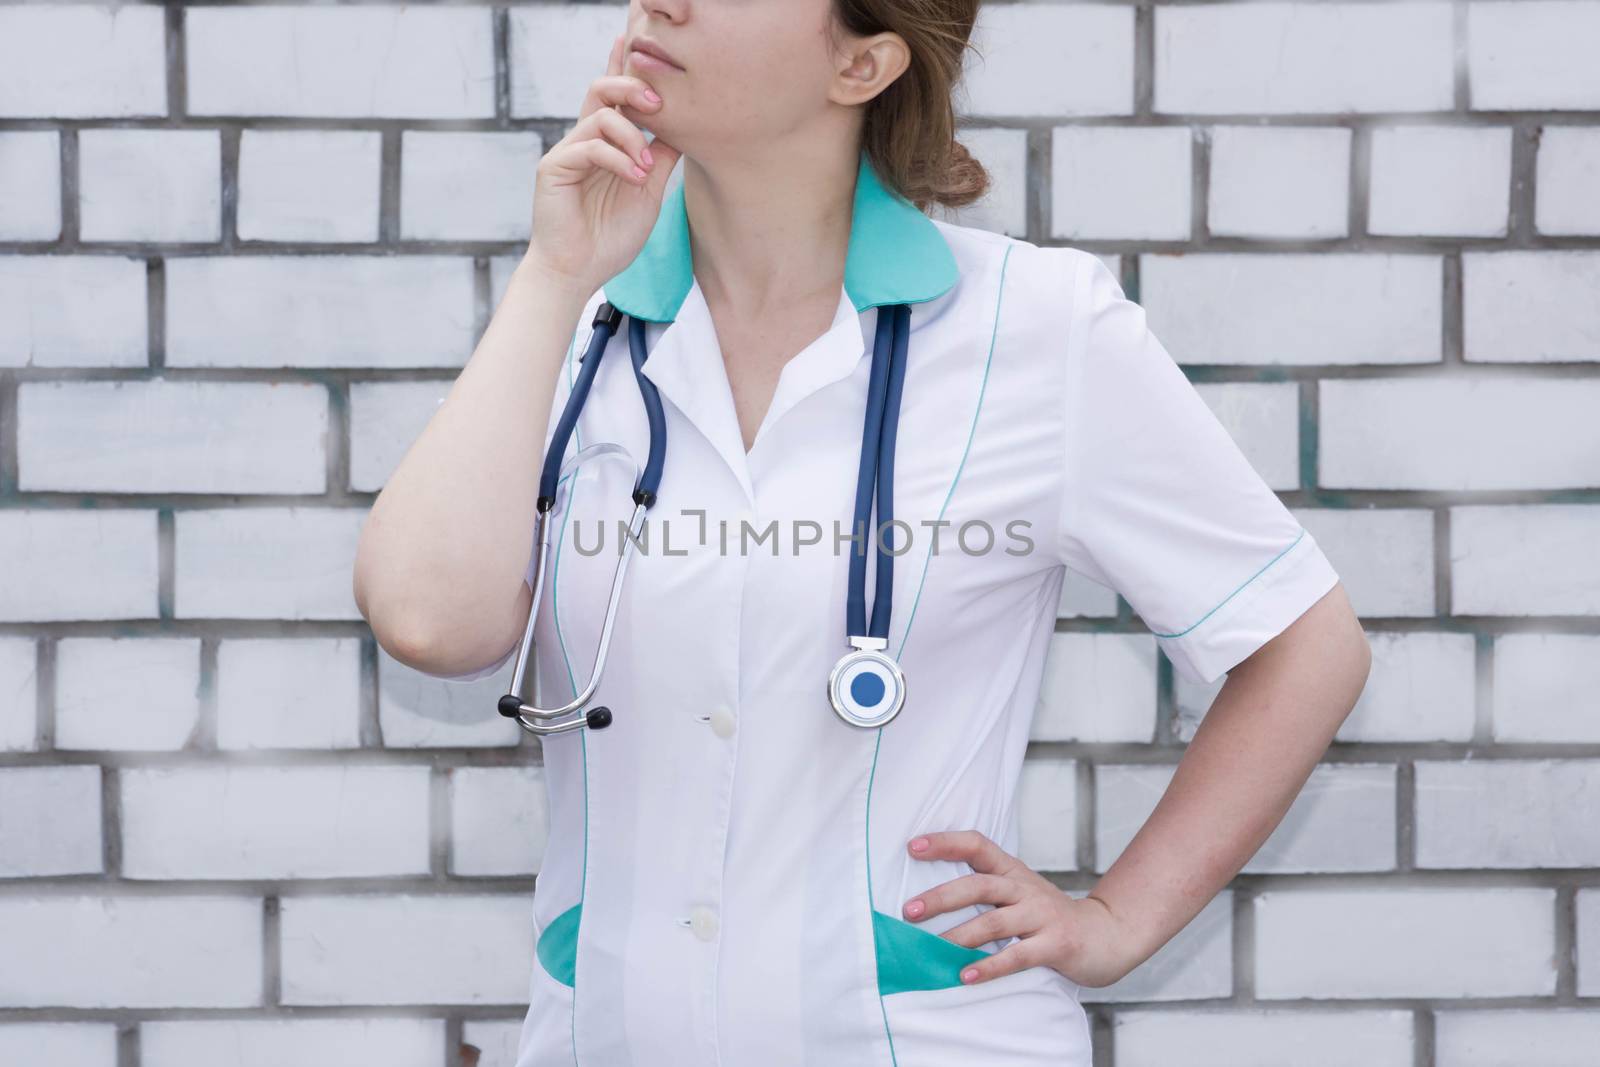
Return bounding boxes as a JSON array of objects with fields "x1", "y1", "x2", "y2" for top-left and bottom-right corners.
[{"x1": 829, "y1": 31, "x2": 910, "y2": 108}]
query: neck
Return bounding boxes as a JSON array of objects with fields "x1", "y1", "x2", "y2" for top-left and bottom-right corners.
[{"x1": 680, "y1": 139, "x2": 862, "y2": 315}]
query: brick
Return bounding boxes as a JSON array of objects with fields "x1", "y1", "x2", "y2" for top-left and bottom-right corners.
[
  {"x1": 1096, "y1": 763, "x2": 1395, "y2": 875},
  {"x1": 174, "y1": 507, "x2": 367, "y2": 621},
  {"x1": 1417, "y1": 759, "x2": 1600, "y2": 868},
  {"x1": 1451, "y1": 505, "x2": 1600, "y2": 615},
  {"x1": 121, "y1": 766, "x2": 430, "y2": 880},
  {"x1": 1032, "y1": 632, "x2": 1157, "y2": 743},
  {"x1": 451, "y1": 766, "x2": 547, "y2": 876},
  {"x1": 377, "y1": 650, "x2": 523, "y2": 749},
  {"x1": 78, "y1": 129, "x2": 221, "y2": 243},
  {"x1": 56, "y1": 637, "x2": 201, "y2": 752},
  {"x1": 935, "y1": 127, "x2": 1029, "y2": 238},
  {"x1": 1141, "y1": 254, "x2": 1442, "y2": 365},
  {"x1": 964, "y1": 5, "x2": 1137, "y2": 118},
  {"x1": 349, "y1": 380, "x2": 454, "y2": 492},
  {"x1": 1463, "y1": 251, "x2": 1600, "y2": 362},
  {"x1": 0, "y1": 766, "x2": 102, "y2": 877},
  {"x1": 187, "y1": 6, "x2": 495, "y2": 119},
  {"x1": 279, "y1": 894, "x2": 533, "y2": 1005},
  {"x1": 0, "y1": 510, "x2": 158, "y2": 622},
  {"x1": 1192, "y1": 382, "x2": 1301, "y2": 491},
  {"x1": 401, "y1": 131, "x2": 543, "y2": 241},
  {"x1": 0, "y1": 131, "x2": 62, "y2": 240},
  {"x1": 0, "y1": 255, "x2": 147, "y2": 368},
  {"x1": 0, "y1": 5, "x2": 165, "y2": 118},
  {"x1": 1320, "y1": 377, "x2": 1600, "y2": 490},
  {"x1": 1080, "y1": 893, "x2": 1232, "y2": 1003},
  {"x1": 1155, "y1": 3, "x2": 1454, "y2": 115},
  {"x1": 1580, "y1": 889, "x2": 1600, "y2": 996},
  {"x1": 1468, "y1": 1, "x2": 1600, "y2": 111},
  {"x1": 1114, "y1": 1009, "x2": 1414, "y2": 1067},
  {"x1": 1493, "y1": 634, "x2": 1600, "y2": 742},
  {"x1": 1255, "y1": 887, "x2": 1556, "y2": 998},
  {"x1": 18, "y1": 380, "x2": 328, "y2": 494},
  {"x1": 1207, "y1": 125, "x2": 1351, "y2": 239},
  {"x1": 509, "y1": 4, "x2": 627, "y2": 119},
  {"x1": 1292, "y1": 508, "x2": 1436, "y2": 618},
  {"x1": 0, "y1": 895, "x2": 262, "y2": 1008},
  {"x1": 462, "y1": 1020, "x2": 522, "y2": 1067},
  {"x1": 142, "y1": 1018, "x2": 444, "y2": 1067},
  {"x1": 1050, "y1": 126, "x2": 1192, "y2": 240},
  {"x1": 1016, "y1": 758, "x2": 1076, "y2": 873},
  {"x1": 0, "y1": 1023, "x2": 117, "y2": 1066},
  {"x1": 216, "y1": 638, "x2": 363, "y2": 750},
  {"x1": 0, "y1": 638, "x2": 38, "y2": 752},
  {"x1": 165, "y1": 255, "x2": 476, "y2": 369},
  {"x1": 1436, "y1": 1009, "x2": 1600, "y2": 1066},
  {"x1": 1536, "y1": 126, "x2": 1600, "y2": 236},
  {"x1": 237, "y1": 130, "x2": 382, "y2": 243},
  {"x1": 1369, "y1": 126, "x2": 1512, "y2": 237},
  {"x1": 1339, "y1": 631, "x2": 1477, "y2": 743}
]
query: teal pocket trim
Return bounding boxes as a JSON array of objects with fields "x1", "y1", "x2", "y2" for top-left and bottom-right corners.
[
  {"x1": 872, "y1": 908, "x2": 992, "y2": 996},
  {"x1": 536, "y1": 902, "x2": 583, "y2": 988}
]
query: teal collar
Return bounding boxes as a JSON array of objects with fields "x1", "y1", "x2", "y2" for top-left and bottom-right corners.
[{"x1": 602, "y1": 150, "x2": 958, "y2": 323}]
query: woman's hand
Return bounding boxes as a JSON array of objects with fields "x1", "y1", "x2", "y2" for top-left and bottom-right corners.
[
  {"x1": 903, "y1": 830, "x2": 1139, "y2": 989},
  {"x1": 525, "y1": 33, "x2": 684, "y2": 292}
]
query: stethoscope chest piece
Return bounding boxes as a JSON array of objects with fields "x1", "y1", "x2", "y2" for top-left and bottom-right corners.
[{"x1": 827, "y1": 640, "x2": 906, "y2": 729}]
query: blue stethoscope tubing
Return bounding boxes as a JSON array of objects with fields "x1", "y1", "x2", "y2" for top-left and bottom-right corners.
[{"x1": 498, "y1": 299, "x2": 911, "y2": 734}]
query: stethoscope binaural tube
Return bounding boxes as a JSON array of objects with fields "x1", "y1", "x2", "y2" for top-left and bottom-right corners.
[{"x1": 498, "y1": 303, "x2": 666, "y2": 735}]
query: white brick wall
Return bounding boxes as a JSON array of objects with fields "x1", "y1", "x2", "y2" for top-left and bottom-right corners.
[{"x1": 6, "y1": 2, "x2": 1600, "y2": 1064}]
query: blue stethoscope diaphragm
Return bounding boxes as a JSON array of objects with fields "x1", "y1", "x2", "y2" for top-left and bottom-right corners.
[
  {"x1": 827, "y1": 640, "x2": 907, "y2": 728},
  {"x1": 826, "y1": 303, "x2": 911, "y2": 730}
]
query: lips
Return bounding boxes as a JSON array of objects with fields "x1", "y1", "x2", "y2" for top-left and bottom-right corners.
[{"x1": 629, "y1": 38, "x2": 683, "y2": 70}]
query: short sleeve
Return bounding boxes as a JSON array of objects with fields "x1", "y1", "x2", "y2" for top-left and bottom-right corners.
[
  {"x1": 426, "y1": 287, "x2": 602, "y2": 683},
  {"x1": 1056, "y1": 251, "x2": 1340, "y2": 685}
]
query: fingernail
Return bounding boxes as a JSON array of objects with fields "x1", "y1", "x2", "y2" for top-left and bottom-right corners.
[
  {"x1": 961, "y1": 968, "x2": 978, "y2": 983},
  {"x1": 642, "y1": 146, "x2": 654, "y2": 166},
  {"x1": 632, "y1": 164, "x2": 648, "y2": 180},
  {"x1": 904, "y1": 900, "x2": 924, "y2": 918},
  {"x1": 643, "y1": 88, "x2": 662, "y2": 103},
  {"x1": 910, "y1": 837, "x2": 929, "y2": 852}
]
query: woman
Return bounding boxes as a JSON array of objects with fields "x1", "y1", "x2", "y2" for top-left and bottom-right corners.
[{"x1": 353, "y1": 1, "x2": 1372, "y2": 1064}]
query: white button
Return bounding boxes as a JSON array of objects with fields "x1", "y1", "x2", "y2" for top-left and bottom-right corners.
[
  {"x1": 689, "y1": 905, "x2": 719, "y2": 942},
  {"x1": 707, "y1": 706, "x2": 736, "y2": 738}
]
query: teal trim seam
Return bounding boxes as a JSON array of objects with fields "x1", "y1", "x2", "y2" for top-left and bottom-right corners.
[
  {"x1": 865, "y1": 243, "x2": 1012, "y2": 1066},
  {"x1": 1148, "y1": 528, "x2": 1305, "y2": 639}
]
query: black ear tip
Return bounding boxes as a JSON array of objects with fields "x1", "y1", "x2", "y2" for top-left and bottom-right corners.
[
  {"x1": 588, "y1": 706, "x2": 614, "y2": 730},
  {"x1": 497, "y1": 694, "x2": 523, "y2": 718}
]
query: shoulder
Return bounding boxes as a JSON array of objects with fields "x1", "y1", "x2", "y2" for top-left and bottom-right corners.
[{"x1": 927, "y1": 219, "x2": 1114, "y2": 330}]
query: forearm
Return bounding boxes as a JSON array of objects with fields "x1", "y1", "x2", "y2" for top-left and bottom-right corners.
[
  {"x1": 353, "y1": 255, "x2": 594, "y2": 669},
  {"x1": 1085, "y1": 583, "x2": 1371, "y2": 974}
]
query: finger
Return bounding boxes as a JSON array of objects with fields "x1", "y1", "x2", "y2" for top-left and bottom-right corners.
[
  {"x1": 605, "y1": 33, "x2": 624, "y2": 79},
  {"x1": 552, "y1": 136, "x2": 650, "y2": 187},
  {"x1": 578, "y1": 74, "x2": 663, "y2": 122},
  {"x1": 908, "y1": 830, "x2": 1023, "y2": 877},
  {"x1": 957, "y1": 937, "x2": 1046, "y2": 986},
  {"x1": 902, "y1": 872, "x2": 1021, "y2": 922},
  {"x1": 573, "y1": 106, "x2": 655, "y2": 173},
  {"x1": 940, "y1": 901, "x2": 1043, "y2": 952}
]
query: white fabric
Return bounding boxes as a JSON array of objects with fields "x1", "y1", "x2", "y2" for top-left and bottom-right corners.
[{"x1": 432, "y1": 226, "x2": 1339, "y2": 1066}]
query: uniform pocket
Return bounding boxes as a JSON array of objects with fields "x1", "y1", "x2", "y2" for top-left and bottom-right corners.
[{"x1": 515, "y1": 903, "x2": 581, "y2": 1067}]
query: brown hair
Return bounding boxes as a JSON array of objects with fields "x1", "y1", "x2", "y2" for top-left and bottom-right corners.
[{"x1": 831, "y1": 0, "x2": 990, "y2": 212}]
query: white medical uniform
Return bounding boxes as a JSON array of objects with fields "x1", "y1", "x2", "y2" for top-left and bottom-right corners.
[{"x1": 437, "y1": 151, "x2": 1340, "y2": 1066}]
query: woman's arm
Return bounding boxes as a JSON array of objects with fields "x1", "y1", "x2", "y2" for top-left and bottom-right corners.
[
  {"x1": 900, "y1": 583, "x2": 1370, "y2": 990},
  {"x1": 1081, "y1": 580, "x2": 1371, "y2": 982},
  {"x1": 352, "y1": 258, "x2": 593, "y2": 678}
]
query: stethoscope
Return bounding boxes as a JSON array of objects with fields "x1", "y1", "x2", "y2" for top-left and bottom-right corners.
[{"x1": 497, "y1": 296, "x2": 913, "y2": 735}]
